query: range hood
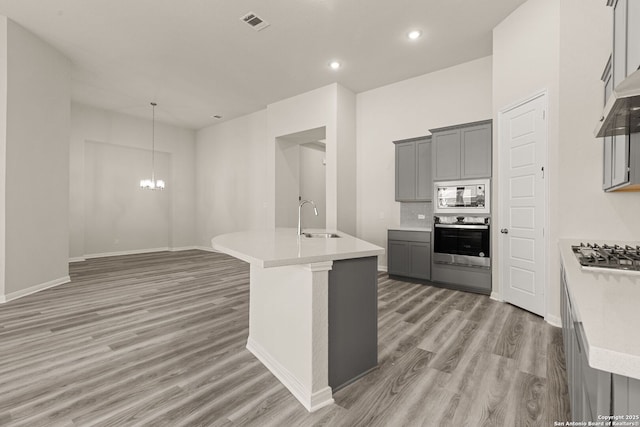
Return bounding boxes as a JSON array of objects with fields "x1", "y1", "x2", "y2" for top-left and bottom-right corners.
[{"x1": 595, "y1": 68, "x2": 640, "y2": 138}]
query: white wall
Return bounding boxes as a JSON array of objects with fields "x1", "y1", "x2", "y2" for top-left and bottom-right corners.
[
  {"x1": 83, "y1": 141, "x2": 171, "y2": 255},
  {"x1": 356, "y1": 57, "x2": 493, "y2": 268},
  {"x1": 0, "y1": 17, "x2": 7, "y2": 299},
  {"x1": 195, "y1": 110, "x2": 269, "y2": 247},
  {"x1": 268, "y1": 86, "x2": 337, "y2": 230},
  {"x1": 70, "y1": 103, "x2": 196, "y2": 258},
  {"x1": 558, "y1": 0, "x2": 639, "y2": 240},
  {"x1": 268, "y1": 84, "x2": 357, "y2": 235},
  {"x1": 197, "y1": 83, "x2": 357, "y2": 246},
  {"x1": 336, "y1": 85, "x2": 357, "y2": 234},
  {"x1": 492, "y1": 0, "x2": 561, "y2": 321},
  {"x1": 275, "y1": 139, "x2": 327, "y2": 229},
  {"x1": 1, "y1": 18, "x2": 71, "y2": 298},
  {"x1": 275, "y1": 140, "x2": 302, "y2": 228},
  {"x1": 492, "y1": 0, "x2": 633, "y2": 323},
  {"x1": 300, "y1": 144, "x2": 327, "y2": 229}
]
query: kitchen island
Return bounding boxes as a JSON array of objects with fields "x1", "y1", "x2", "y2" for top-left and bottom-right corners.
[{"x1": 211, "y1": 228, "x2": 384, "y2": 412}]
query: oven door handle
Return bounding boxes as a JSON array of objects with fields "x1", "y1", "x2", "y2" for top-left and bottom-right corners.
[{"x1": 434, "y1": 224, "x2": 489, "y2": 230}]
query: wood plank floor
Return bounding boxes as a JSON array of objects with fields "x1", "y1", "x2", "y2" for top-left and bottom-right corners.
[{"x1": 0, "y1": 250, "x2": 570, "y2": 426}]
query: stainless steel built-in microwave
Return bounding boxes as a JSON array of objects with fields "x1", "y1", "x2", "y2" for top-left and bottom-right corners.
[{"x1": 433, "y1": 179, "x2": 490, "y2": 214}]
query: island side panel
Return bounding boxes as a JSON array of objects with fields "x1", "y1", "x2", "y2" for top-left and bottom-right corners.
[
  {"x1": 328, "y1": 256, "x2": 379, "y2": 390},
  {"x1": 247, "y1": 262, "x2": 334, "y2": 412}
]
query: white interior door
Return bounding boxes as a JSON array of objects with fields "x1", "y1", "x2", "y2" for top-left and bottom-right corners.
[{"x1": 499, "y1": 92, "x2": 547, "y2": 317}]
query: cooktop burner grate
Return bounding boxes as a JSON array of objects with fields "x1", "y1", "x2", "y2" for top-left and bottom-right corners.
[{"x1": 571, "y1": 242, "x2": 640, "y2": 271}]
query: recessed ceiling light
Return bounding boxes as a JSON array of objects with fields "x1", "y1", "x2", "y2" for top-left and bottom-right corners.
[
  {"x1": 329, "y1": 61, "x2": 341, "y2": 70},
  {"x1": 408, "y1": 30, "x2": 422, "y2": 40}
]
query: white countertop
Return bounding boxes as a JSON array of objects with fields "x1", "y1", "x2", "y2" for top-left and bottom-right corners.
[
  {"x1": 559, "y1": 240, "x2": 640, "y2": 380},
  {"x1": 211, "y1": 228, "x2": 385, "y2": 268},
  {"x1": 388, "y1": 226, "x2": 432, "y2": 232}
]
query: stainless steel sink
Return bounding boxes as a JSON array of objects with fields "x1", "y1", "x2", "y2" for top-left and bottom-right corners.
[{"x1": 303, "y1": 232, "x2": 341, "y2": 238}]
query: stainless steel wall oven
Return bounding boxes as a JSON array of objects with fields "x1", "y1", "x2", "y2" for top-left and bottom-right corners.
[{"x1": 433, "y1": 216, "x2": 490, "y2": 269}]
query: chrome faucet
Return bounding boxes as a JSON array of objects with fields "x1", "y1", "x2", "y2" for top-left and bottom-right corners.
[{"x1": 298, "y1": 199, "x2": 318, "y2": 235}]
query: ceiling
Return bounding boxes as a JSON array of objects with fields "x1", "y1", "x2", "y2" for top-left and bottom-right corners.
[{"x1": 0, "y1": 0, "x2": 527, "y2": 130}]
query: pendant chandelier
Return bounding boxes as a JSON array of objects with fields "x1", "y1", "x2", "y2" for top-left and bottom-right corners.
[{"x1": 140, "y1": 102, "x2": 165, "y2": 190}]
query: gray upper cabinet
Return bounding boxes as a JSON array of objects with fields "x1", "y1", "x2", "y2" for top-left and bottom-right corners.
[
  {"x1": 432, "y1": 130, "x2": 460, "y2": 180},
  {"x1": 603, "y1": 130, "x2": 640, "y2": 191},
  {"x1": 416, "y1": 140, "x2": 432, "y2": 200},
  {"x1": 612, "y1": 134, "x2": 630, "y2": 187},
  {"x1": 613, "y1": 0, "x2": 627, "y2": 88},
  {"x1": 603, "y1": 137, "x2": 613, "y2": 189},
  {"x1": 431, "y1": 120, "x2": 492, "y2": 181},
  {"x1": 601, "y1": 50, "x2": 640, "y2": 191},
  {"x1": 461, "y1": 124, "x2": 492, "y2": 179},
  {"x1": 611, "y1": 0, "x2": 640, "y2": 89},
  {"x1": 602, "y1": 57, "x2": 615, "y2": 189},
  {"x1": 394, "y1": 136, "x2": 432, "y2": 202},
  {"x1": 628, "y1": 1, "x2": 640, "y2": 75},
  {"x1": 395, "y1": 142, "x2": 416, "y2": 201}
]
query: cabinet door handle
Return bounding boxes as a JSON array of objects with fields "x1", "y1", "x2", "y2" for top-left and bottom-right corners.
[{"x1": 500, "y1": 228, "x2": 509, "y2": 234}]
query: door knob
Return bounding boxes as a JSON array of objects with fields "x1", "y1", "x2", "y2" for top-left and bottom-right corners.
[{"x1": 500, "y1": 228, "x2": 509, "y2": 234}]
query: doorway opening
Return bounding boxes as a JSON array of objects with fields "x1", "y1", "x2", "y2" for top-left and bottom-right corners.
[{"x1": 275, "y1": 127, "x2": 326, "y2": 228}]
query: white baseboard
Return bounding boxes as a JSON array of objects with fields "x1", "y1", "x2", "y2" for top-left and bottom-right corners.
[
  {"x1": 545, "y1": 314, "x2": 561, "y2": 328},
  {"x1": 194, "y1": 246, "x2": 219, "y2": 253},
  {"x1": 71, "y1": 246, "x2": 218, "y2": 263},
  {"x1": 0, "y1": 275, "x2": 70, "y2": 304},
  {"x1": 246, "y1": 337, "x2": 334, "y2": 412},
  {"x1": 169, "y1": 246, "x2": 200, "y2": 252},
  {"x1": 378, "y1": 265, "x2": 388, "y2": 272},
  {"x1": 83, "y1": 247, "x2": 170, "y2": 259},
  {"x1": 490, "y1": 291, "x2": 503, "y2": 302}
]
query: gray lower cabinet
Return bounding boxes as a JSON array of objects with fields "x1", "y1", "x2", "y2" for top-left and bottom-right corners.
[
  {"x1": 561, "y1": 266, "x2": 611, "y2": 421},
  {"x1": 328, "y1": 256, "x2": 378, "y2": 391},
  {"x1": 430, "y1": 262, "x2": 491, "y2": 295},
  {"x1": 387, "y1": 230, "x2": 430, "y2": 280},
  {"x1": 561, "y1": 262, "x2": 640, "y2": 421},
  {"x1": 613, "y1": 374, "x2": 640, "y2": 416},
  {"x1": 431, "y1": 120, "x2": 492, "y2": 181},
  {"x1": 394, "y1": 136, "x2": 432, "y2": 202}
]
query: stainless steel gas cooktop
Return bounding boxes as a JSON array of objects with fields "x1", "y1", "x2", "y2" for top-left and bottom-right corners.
[{"x1": 572, "y1": 242, "x2": 640, "y2": 272}]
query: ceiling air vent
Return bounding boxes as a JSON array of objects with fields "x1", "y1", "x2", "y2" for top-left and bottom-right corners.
[{"x1": 240, "y1": 12, "x2": 270, "y2": 31}]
